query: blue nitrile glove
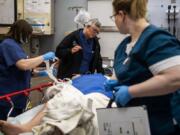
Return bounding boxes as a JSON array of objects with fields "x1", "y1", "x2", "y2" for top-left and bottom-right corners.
[
  {"x1": 104, "y1": 79, "x2": 120, "y2": 91},
  {"x1": 42, "y1": 52, "x2": 55, "y2": 61},
  {"x1": 114, "y1": 85, "x2": 132, "y2": 106},
  {"x1": 37, "y1": 70, "x2": 48, "y2": 77}
]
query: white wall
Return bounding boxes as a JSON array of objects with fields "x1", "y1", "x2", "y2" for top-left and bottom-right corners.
[
  {"x1": 88, "y1": 0, "x2": 127, "y2": 59},
  {"x1": 88, "y1": 0, "x2": 115, "y2": 26},
  {"x1": 99, "y1": 32, "x2": 127, "y2": 59},
  {"x1": 39, "y1": 0, "x2": 180, "y2": 56},
  {"x1": 39, "y1": 0, "x2": 87, "y2": 53}
]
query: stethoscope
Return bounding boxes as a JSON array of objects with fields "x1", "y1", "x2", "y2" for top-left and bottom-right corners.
[
  {"x1": 173, "y1": 5, "x2": 176, "y2": 36},
  {"x1": 167, "y1": 5, "x2": 171, "y2": 33},
  {"x1": 167, "y1": 5, "x2": 177, "y2": 37}
]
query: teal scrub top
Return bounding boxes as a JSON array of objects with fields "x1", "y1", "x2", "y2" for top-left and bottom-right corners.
[{"x1": 114, "y1": 25, "x2": 180, "y2": 135}]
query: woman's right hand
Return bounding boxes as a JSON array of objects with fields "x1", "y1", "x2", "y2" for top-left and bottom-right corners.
[
  {"x1": 71, "y1": 45, "x2": 82, "y2": 54},
  {"x1": 42, "y1": 52, "x2": 55, "y2": 61}
]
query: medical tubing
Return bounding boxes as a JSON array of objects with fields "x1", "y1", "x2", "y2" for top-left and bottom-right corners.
[
  {"x1": 106, "y1": 88, "x2": 123, "y2": 108},
  {"x1": 7, "y1": 100, "x2": 14, "y2": 118},
  {"x1": 44, "y1": 60, "x2": 59, "y2": 84},
  {"x1": 106, "y1": 99, "x2": 114, "y2": 108}
]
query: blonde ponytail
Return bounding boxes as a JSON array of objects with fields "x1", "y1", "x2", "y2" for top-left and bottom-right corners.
[
  {"x1": 112, "y1": 0, "x2": 147, "y2": 20},
  {"x1": 130, "y1": 0, "x2": 147, "y2": 20}
]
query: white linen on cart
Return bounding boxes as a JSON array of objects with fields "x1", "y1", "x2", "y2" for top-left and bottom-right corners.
[
  {"x1": 5, "y1": 82, "x2": 112, "y2": 135},
  {"x1": 33, "y1": 83, "x2": 96, "y2": 135}
]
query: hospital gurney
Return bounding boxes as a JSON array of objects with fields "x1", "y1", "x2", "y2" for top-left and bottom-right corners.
[
  {"x1": 0, "y1": 82, "x2": 53, "y2": 118},
  {"x1": 0, "y1": 80, "x2": 100, "y2": 135},
  {"x1": 0, "y1": 61, "x2": 151, "y2": 135},
  {"x1": 0, "y1": 59, "x2": 71, "y2": 121},
  {"x1": 0, "y1": 61, "x2": 99, "y2": 135},
  {"x1": 0, "y1": 82, "x2": 53, "y2": 135}
]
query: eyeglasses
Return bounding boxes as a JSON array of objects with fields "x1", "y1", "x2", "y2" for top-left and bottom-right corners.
[
  {"x1": 91, "y1": 26, "x2": 100, "y2": 35},
  {"x1": 110, "y1": 13, "x2": 117, "y2": 22}
]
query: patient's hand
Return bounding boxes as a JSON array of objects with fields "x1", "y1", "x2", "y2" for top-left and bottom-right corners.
[{"x1": 0, "y1": 120, "x2": 30, "y2": 135}]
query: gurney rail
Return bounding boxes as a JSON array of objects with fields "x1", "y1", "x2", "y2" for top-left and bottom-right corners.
[{"x1": 0, "y1": 82, "x2": 53, "y2": 101}]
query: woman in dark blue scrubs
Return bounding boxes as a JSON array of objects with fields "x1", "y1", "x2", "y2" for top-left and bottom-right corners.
[
  {"x1": 105, "y1": 0, "x2": 180, "y2": 135},
  {"x1": 0, "y1": 20, "x2": 55, "y2": 120}
]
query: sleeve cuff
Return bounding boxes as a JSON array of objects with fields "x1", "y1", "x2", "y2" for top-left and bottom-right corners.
[{"x1": 149, "y1": 55, "x2": 180, "y2": 75}]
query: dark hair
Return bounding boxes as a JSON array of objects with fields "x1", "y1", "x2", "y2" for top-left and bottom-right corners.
[
  {"x1": 6, "y1": 19, "x2": 33, "y2": 43},
  {"x1": 112, "y1": 0, "x2": 147, "y2": 20}
]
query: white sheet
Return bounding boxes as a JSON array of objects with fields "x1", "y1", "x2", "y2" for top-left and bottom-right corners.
[
  {"x1": 3, "y1": 61, "x2": 116, "y2": 135},
  {"x1": 5, "y1": 86, "x2": 113, "y2": 135}
]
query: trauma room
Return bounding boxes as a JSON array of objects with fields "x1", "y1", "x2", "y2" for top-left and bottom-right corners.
[{"x1": 0, "y1": 0, "x2": 180, "y2": 135}]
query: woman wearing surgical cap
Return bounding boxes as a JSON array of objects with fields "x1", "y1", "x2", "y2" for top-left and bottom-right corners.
[
  {"x1": 0, "y1": 19, "x2": 55, "y2": 120},
  {"x1": 55, "y1": 18, "x2": 104, "y2": 79},
  {"x1": 104, "y1": 0, "x2": 180, "y2": 135}
]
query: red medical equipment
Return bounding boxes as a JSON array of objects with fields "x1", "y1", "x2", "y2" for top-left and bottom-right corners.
[{"x1": 0, "y1": 82, "x2": 53, "y2": 118}]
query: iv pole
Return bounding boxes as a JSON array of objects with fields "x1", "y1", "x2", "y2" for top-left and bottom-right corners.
[{"x1": 68, "y1": 6, "x2": 83, "y2": 29}]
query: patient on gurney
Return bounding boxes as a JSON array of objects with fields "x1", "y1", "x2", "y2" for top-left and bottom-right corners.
[{"x1": 0, "y1": 74, "x2": 114, "y2": 135}]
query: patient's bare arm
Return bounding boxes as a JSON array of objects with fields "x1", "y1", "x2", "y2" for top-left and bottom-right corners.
[{"x1": 0, "y1": 104, "x2": 47, "y2": 135}]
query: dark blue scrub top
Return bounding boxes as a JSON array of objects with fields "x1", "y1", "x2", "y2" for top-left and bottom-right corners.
[
  {"x1": 79, "y1": 30, "x2": 94, "y2": 74},
  {"x1": 0, "y1": 38, "x2": 31, "y2": 109},
  {"x1": 114, "y1": 25, "x2": 180, "y2": 135}
]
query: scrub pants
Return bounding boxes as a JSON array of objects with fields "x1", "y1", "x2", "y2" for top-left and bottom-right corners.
[{"x1": 0, "y1": 106, "x2": 23, "y2": 120}]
